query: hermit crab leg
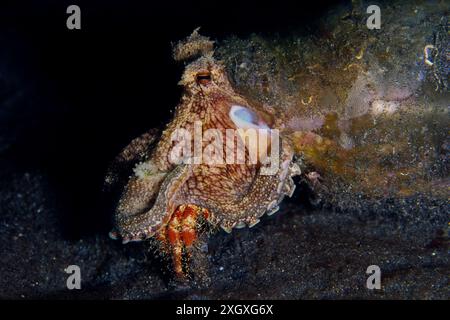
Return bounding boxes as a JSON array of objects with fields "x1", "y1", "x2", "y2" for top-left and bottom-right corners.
[
  {"x1": 156, "y1": 204, "x2": 211, "y2": 278},
  {"x1": 165, "y1": 209, "x2": 184, "y2": 276}
]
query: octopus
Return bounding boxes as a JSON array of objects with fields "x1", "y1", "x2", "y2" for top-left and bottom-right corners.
[{"x1": 105, "y1": 30, "x2": 302, "y2": 278}]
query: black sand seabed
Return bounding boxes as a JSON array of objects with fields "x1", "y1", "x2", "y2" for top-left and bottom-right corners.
[{"x1": 0, "y1": 169, "x2": 448, "y2": 299}]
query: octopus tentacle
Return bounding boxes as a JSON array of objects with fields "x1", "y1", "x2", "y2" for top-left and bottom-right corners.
[
  {"x1": 116, "y1": 164, "x2": 194, "y2": 243},
  {"x1": 104, "y1": 129, "x2": 160, "y2": 190},
  {"x1": 195, "y1": 139, "x2": 300, "y2": 232}
]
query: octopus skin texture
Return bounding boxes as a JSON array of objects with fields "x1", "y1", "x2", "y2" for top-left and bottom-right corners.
[{"x1": 106, "y1": 48, "x2": 302, "y2": 278}]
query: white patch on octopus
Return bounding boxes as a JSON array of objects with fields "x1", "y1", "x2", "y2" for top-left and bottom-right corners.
[
  {"x1": 371, "y1": 99, "x2": 400, "y2": 116},
  {"x1": 133, "y1": 161, "x2": 163, "y2": 179}
]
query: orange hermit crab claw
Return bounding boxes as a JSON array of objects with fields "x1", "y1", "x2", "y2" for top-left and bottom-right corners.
[{"x1": 155, "y1": 204, "x2": 211, "y2": 278}]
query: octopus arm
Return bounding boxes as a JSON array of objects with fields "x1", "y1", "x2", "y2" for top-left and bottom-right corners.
[
  {"x1": 104, "y1": 128, "x2": 159, "y2": 191},
  {"x1": 198, "y1": 140, "x2": 300, "y2": 232},
  {"x1": 116, "y1": 164, "x2": 194, "y2": 242}
]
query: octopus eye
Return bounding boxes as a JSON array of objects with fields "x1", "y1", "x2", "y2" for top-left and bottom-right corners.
[{"x1": 195, "y1": 71, "x2": 211, "y2": 85}]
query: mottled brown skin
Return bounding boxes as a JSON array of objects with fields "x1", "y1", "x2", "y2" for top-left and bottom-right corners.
[{"x1": 108, "y1": 54, "x2": 301, "y2": 277}]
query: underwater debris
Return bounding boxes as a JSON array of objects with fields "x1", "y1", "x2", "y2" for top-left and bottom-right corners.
[{"x1": 216, "y1": 0, "x2": 450, "y2": 207}]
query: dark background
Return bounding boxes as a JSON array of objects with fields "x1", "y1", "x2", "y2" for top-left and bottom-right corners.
[{"x1": 0, "y1": 0, "x2": 342, "y2": 238}]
